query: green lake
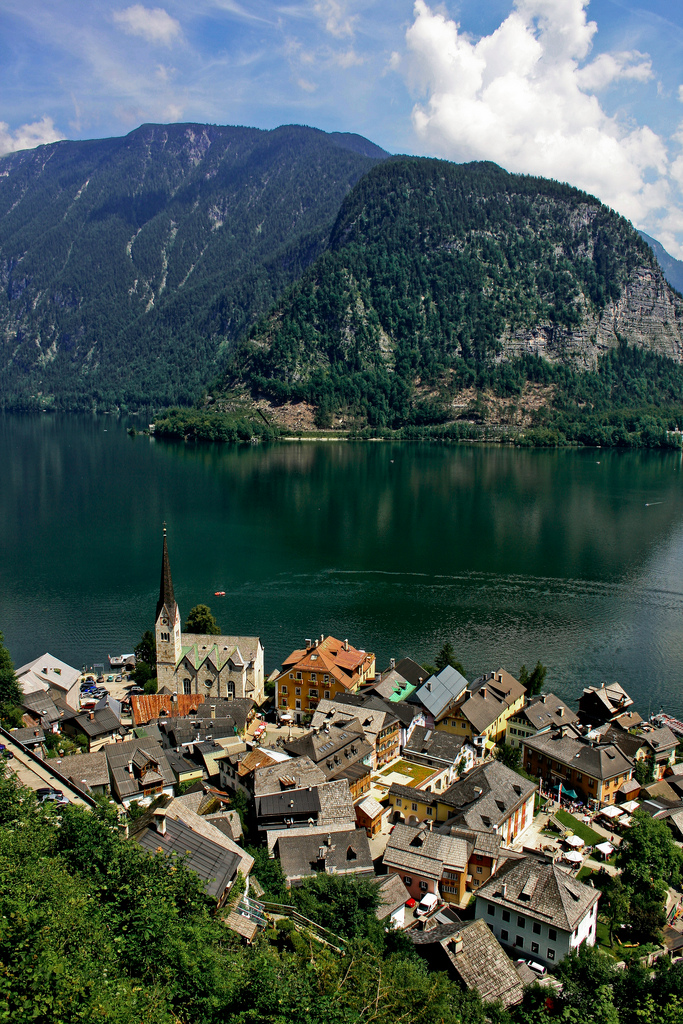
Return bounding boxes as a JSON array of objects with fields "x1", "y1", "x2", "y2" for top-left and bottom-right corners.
[{"x1": 2, "y1": 414, "x2": 683, "y2": 717}]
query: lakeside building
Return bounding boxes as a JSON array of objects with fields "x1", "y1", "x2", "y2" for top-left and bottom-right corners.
[
  {"x1": 16, "y1": 652, "x2": 82, "y2": 710},
  {"x1": 577, "y1": 682, "x2": 634, "y2": 728},
  {"x1": 275, "y1": 636, "x2": 376, "y2": 724},
  {"x1": 433, "y1": 670, "x2": 527, "y2": 755},
  {"x1": 505, "y1": 692, "x2": 579, "y2": 750},
  {"x1": 310, "y1": 697, "x2": 400, "y2": 768},
  {"x1": 155, "y1": 528, "x2": 265, "y2": 704},
  {"x1": 522, "y1": 723, "x2": 634, "y2": 805},
  {"x1": 474, "y1": 856, "x2": 600, "y2": 966}
]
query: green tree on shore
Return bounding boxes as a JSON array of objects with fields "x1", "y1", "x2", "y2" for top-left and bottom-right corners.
[{"x1": 184, "y1": 604, "x2": 221, "y2": 635}]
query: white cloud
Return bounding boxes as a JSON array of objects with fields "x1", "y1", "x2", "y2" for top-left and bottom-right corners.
[
  {"x1": 402, "y1": 0, "x2": 683, "y2": 253},
  {"x1": 0, "y1": 116, "x2": 64, "y2": 156},
  {"x1": 314, "y1": 0, "x2": 355, "y2": 38},
  {"x1": 113, "y1": 5, "x2": 182, "y2": 46}
]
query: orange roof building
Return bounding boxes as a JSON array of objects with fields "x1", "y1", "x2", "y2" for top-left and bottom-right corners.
[
  {"x1": 275, "y1": 635, "x2": 376, "y2": 724},
  {"x1": 131, "y1": 692, "x2": 205, "y2": 726}
]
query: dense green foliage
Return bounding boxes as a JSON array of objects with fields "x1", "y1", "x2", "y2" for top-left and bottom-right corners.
[
  {"x1": 232, "y1": 157, "x2": 680, "y2": 432},
  {"x1": 153, "y1": 405, "x2": 280, "y2": 442},
  {"x1": 0, "y1": 123, "x2": 385, "y2": 411},
  {"x1": 184, "y1": 604, "x2": 221, "y2": 635},
  {"x1": 0, "y1": 631, "x2": 20, "y2": 708}
]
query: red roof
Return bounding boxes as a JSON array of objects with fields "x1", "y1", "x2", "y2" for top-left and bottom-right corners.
[{"x1": 131, "y1": 693, "x2": 205, "y2": 725}]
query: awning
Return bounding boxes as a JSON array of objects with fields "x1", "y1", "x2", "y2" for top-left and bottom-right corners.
[
  {"x1": 565, "y1": 834, "x2": 585, "y2": 848},
  {"x1": 565, "y1": 850, "x2": 583, "y2": 863},
  {"x1": 595, "y1": 841, "x2": 614, "y2": 857},
  {"x1": 552, "y1": 784, "x2": 578, "y2": 799},
  {"x1": 619, "y1": 814, "x2": 634, "y2": 827},
  {"x1": 620, "y1": 800, "x2": 640, "y2": 813},
  {"x1": 600, "y1": 805, "x2": 624, "y2": 820},
  {"x1": 279, "y1": 714, "x2": 292, "y2": 722}
]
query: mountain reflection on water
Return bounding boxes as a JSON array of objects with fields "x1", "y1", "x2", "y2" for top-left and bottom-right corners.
[{"x1": 2, "y1": 414, "x2": 683, "y2": 717}]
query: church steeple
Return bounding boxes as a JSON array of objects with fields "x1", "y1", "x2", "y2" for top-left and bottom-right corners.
[
  {"x1": 156, "y1": 522, "x2": 176, "y2": 620},
  {"x1": 155, "y1": 523, "x2": 182, "y2": 690}
]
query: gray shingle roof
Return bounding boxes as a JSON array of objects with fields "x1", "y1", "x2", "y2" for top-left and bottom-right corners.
[
  {"x1": 523, "y1": 725, "x2": 633, "y2": 780},
  {"x1": 58, "y1": 750, "x2": 109, "y2": 788},
  {"x1": 70, "y1": 707, "x2": 121, "y2": 738},
  {"x1": 476, "y1": 855, "x2": 599, "y2": 931},
  {"x1": 10, "y1": 727, "x2": 45, "y2": 745},
  {"x1": 105, "y1": 739, "x2": 175, "y2": 799},
  {"x1": 415, "y1": 666, "x2": 469, "y2": 718},
  {"x1": 441, "y1": 919, "x2": 524, "y2": 1007},
  {"x1": 374, "y1": 873, "x2": 410, "y2": 919},
  {"x1": 403, "y1": 726, "x2": 468, "y2": 763},
  {"x1": 257, "y1": 788, "x2": 322, "y2": 819},
  {"x1": 383, "y1": 823, "x2": 469, "y2": 879},
  {"x1": 133, "y1": 816, "x2": 240, "y2": 899},
  {"x1": 253, "y1": 756, "x2": 327, "y2": 797},
  {"x1": 389, "y1": 782, "x2": 440, "y2": 807},
  {"x1": 20, "y1": 689, "x2": 61, "y2": 725},
  {"x1": 439, "y1": 760, "x2": 536, "y2": 831},
  {"x1": 517, "y1": 693, "x2": 579, "y2": 730},
  {"x1": 276, "y1": 828, "x2": 373, "y2": 882}
]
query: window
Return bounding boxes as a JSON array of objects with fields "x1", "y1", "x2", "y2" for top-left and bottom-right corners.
[
  {"x1": 411, "y1": 803, "x2": 418, "y2": 811},
  {"x1": 588, "y1": 778, "x2": 595, "y2": 787},
  {"x1": 310, "y1": 673, "x2": 316, "y2": 681},
  {"x1": 419, "y1": 881, "x2": 428, "y2": 891},
  {"x1": 295, "y1": 700, "x2": 301, "y2": 709},
  {"x1": 515, "y1": 936, "x2": 524, "y2": 948},
  {"x1": 533, "y1": 923, "x2": 541, "y2": 935},
  {"x1": 295, "y1": 687, "x2": 301, "y2": 696},
  {"x1": 324, "y1": 690, "x2": 330, "y2": 699},
  {"x1": 324, "y1": 675, "x2": 329, "y2": 682},
  {"x1": 442, "y1": 883, "x2": 459, "y2": 895},
  {"x1": 502, "y1": 910, "x2": 510, "y2": 923},
  {"x1": 309, "y1": 688, "x2": 318, "y2": 698},
  {"x1": 183, "y1": 679, "x2": 191, "y2": 695},
  {"x1": 476, "y1": 866, "x2": 483, "y2": 874},
  {"x1": 548, "y1": 929, "x2": 557, "y2": 941},
  {"x1": 517, "y1": 916, "x2": 525, "y2": 928},
  {"x1": 281, "y1": 685, "x2": 288, "y2": 694},
  {"x1": 280, "y1": 698, "x2": 287, "y2": 707},
  {"x1": 501, "y1": 929, "x2": 509, "y2": 941},
  {"x1": 426, "y1": 807, "x2": 433, "y2": 816},
  {"x1": 296, "y1": 672, "x2": 302, "y2": 680},
  {"x1": 404, "y1": 876, "x2": 412, "y2": 886},
  {"x1": 395, "y1": 798, "x2": 402, "y2": 807},
  {"x1": 531, "y1": 942, "x2": 539, "y2": 954},
  {"x1": 289, "y1": 673, "x2": 293, "y2": 679},
  {"x1": 576, "y1": 773, "x2": 582, "y2": 782},
  {"x1": 487, "y1": 904, "x2": 495, "y2": 916},
  {"x1": 227, "y1": 680, "x2": 235, "y2": 699},
  {"x1": 547, "y1": 949, "x2": 555, "y2": 961}
]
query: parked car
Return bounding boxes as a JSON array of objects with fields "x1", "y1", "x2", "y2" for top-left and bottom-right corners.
[
  {"x1": 405, "y1": 897, "x2": 417, "y2": 909},
  {"x1": 115, "y1": 674, "x2": 123, "y2": 682},
  {"x1": 414, "y1": 893, "x2": 439, "y2": 917},
  {"x1": 37, "y1": 787, "x2": 65, "y2": 803},
  {"x1": 129, "y1": 686, "x2": 144, "y2": 695},
  {"x1": 2, "y1": 749, "x2": 14, "y2": 760}
]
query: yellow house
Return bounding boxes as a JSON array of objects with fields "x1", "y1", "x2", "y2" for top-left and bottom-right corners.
[
  {"x1": 436, "y1": 670, "x2": 526, "y2": 755},
  {"x1": 275, "y1": 635, "x2": 376, "y2": 724}
]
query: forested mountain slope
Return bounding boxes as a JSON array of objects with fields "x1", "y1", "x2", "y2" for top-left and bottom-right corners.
[
  {"x1": 0, "y1": 123, "x2": 386, "y2": 410},
  {"x1": 639, "y1": 231, "x2": 683, "y2": 295},
  {"x1": 230, "y1": 158, "x2": 683, "y2": 428}
]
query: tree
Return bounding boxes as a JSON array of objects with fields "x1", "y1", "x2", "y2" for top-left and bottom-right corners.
[
  {"x1": 520, "y1": 660, "x2": 547, "y2": 696},
  {"x1": 602, "y1": 875, "x2": 631, "y2": 946},
  {"x1": 134, "y1": 629, "x2": 156, "y2": 668},
  {"x1": 635, "y1": 753, "x2": 656, "y2": 786},
  {"x1": 184, "y1": 604, "x2": 221, "y2": 635},
  {"x1": 434, "y1": 641, "x2": 467, "y2": 677},
  {"x1": 495, "y1": 742, "x2": 522, "y2": 772},
  {"x1": 0, "y1": 631, "x2": 21, "y2": 708}
]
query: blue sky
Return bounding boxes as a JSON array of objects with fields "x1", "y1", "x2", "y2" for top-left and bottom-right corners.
[{"x1": 3, "y1": 0, "x2": 683, "y2": 253}]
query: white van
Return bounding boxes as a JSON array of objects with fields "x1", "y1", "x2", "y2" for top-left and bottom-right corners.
[{"x1": 414, "y1": 893, "x2": 439, "y2": 917}]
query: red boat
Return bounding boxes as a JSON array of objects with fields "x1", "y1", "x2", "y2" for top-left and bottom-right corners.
[{"x1": 214, "y1": 591, "x2": 226, "y2": 596}]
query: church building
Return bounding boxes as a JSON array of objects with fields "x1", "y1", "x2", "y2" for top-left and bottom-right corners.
[{"x1": 155, "y1": 528, "x2": 265, "y2": 706}]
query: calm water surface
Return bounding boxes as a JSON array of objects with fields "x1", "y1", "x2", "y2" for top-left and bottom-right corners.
[{"x1": 2, "y1": 415, "x2": 683, "y2": 717}]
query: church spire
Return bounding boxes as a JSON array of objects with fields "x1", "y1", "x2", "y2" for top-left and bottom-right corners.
[{"x1": 156, "y1": 522, "x2": 176, "y2": 619}]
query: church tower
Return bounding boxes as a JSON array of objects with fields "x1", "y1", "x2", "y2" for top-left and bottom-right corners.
[{"x1": 155, "y1": 524, "x2": 182, "y2": 691}]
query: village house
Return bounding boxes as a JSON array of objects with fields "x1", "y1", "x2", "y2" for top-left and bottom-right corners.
[
  {"x1": 55, "y1": 750, "x2": 111, "y2": 796},
  {"x1": 439, "y1": 825, "x2": 503, "y2": 893},
  {"x1": 522, "y1": 723, "x2": 634, "y2": 805},
  {"x1": 577, "y1": 682, "x2": 634, "y2": 728},
  {"x1": 374, "y1": 874, "x2": 410, "y2": 929},
  {"x1": 505, "y1": 692, "x2": 579, "y2": 750},
  {"x1": 154, "y1": 528, "x2": 265, "y2": 704},
  {"x1": 130, "y1": 692, "x2": 206, "y2": 726},
  {"x1": 402, "y1": 726, "x2": 475, "y2": 782},
  {"x1": 438, "y1": 760, "x2": 537, "y2": 846},
  {"x1": 410, "y1": 919, "x2": 524, "y2": 1008},
  {"x1": 105, "y1": 738, "x2": 176, "y2": 808},
  {"x1": 411, "y1": 665, "x2": 470, "y2": 729},
  {"x1": 9, "y1": 726, "x2": 45, "y2": 752},
  {"x1": 383, "y1": 822, "x2": 470, "y2": 905},
  {"x1": 283, "y1": 718, "x2": 374, "y2": 779},
  {"x1": 355, "y1": 793, "x2": 384, "y2": 837},
  {"x1": 275, "y1": 828, "x2": 374, "y2": 887},
  {"x1": 601, "y1": 721, "x2": 677, "y2": 781},
  {"x1": 367, "y1": 656, "x2": 425, "y2": 703},
  {"x1": 256, "y1": 777, "x2": 356, "y2": 851},
  {"x1": 388, "y1": 782, "x2": 441, "y2": 826},
  {"x1": 61, "y1": 705, "x2": 124, "y2": 752},
  {"x1": 435, "y1": 670, "x2": 527, "y2": 756},
  {"x1": 475, "y1": 856, "x2": 600, "y2": 966},
  {"x1": 20, "y1": 689, "x2": 63, "y2": 733},
  {"x1": 220, "y1": 748, "x2": 280, "y2": 796},
  {"x1": 275, "y1": 635, "x2": 376, "y2": 724},
  {"x1": 310, "y1": 696, "x2": 401, "y2": 768},
  {"x1": 16, "y1": 652, "x2": 82, "y2": 710}
]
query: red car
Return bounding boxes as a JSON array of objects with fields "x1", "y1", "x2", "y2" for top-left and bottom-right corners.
[{"x1": 405, "y1": 898, "x2": 417, "y2": 909}]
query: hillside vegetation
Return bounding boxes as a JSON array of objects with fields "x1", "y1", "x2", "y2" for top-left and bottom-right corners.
[
  {"x1": 227, "y1": 158, "x2": 683, "y2": 434},
  {"x1": 0, "y1": 123, "x2": 385, "y2": 411}
]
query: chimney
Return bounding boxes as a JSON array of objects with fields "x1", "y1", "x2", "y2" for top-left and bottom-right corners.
[
  {"x1": 172, "y1": 693, "x2": 177, "y2": 703},
  {"x1": 390, "y1": 658, "x2": 395, "y2": 670},
  {"x1": 344, "y1": 639, "x2": 349, "y2": 651},
  {"x1": 153, "y1": 809, "x2": 167, "y2": 836},
  {"x1": 321, "y1": 633, "x2": 325, "y2": 643},
  {"x1": 426, "y1": 818, "x2": 433, "y2": 831},
  {"x1": 418, "y1": 677, "x2": 423, "y2": 686},
  {"x1": 540, "y1": 694, "x2": 547, "y2": 703},
  {"x1": 211, "y1": 705, "x2": 216, "y2": 720},
  {"x1": 326, "y1": 833, "x2": 332, "y2": 846},
  {"x1": 127, "y1": 760, "x2": 134, "y2": 775},
  {"x1": 480, "y1": 687, "x2": 487, "y2": 699},
  {"x1": 426, "y1": 681, "x2": 432, "y2": 692},
  {"x1": 558, "y1": 707, "x2": 564, "y2": 717},
  {"x1": 89, "y1": 711, "x2": 95, "y2": 721},
  {"x1": 318, "y1": 845, "x2": 326, "y2": 860},
  {"x1": 452, "y1": 932, "x2": 463, "y2": 955},
  {"x1": 501, "y1": 883, "x2": 507, "y2": 898},
  {"x1": 305, "y1": 638, "x2": 312, "y2": 648}
]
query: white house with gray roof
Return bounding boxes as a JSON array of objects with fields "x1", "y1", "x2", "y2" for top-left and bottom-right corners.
[
  {"x1": 475, "y1": 856, "x2": 600, "y2": 965},
  {"x1": 505, "y1": 692, "x2": 579, "y2": 750}
]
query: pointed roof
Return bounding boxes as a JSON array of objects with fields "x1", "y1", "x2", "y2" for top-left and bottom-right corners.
[{"x1": 156, "y1": 524, "x2": 177, "y2": 620}]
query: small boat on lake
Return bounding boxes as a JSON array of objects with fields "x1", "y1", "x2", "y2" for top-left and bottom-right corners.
[{"x1": 214, "y1": 591, "x2": 226, "y2": 596}]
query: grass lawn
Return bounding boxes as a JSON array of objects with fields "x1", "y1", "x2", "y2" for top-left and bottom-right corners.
[
  {"x1": 555, "y1": 809, "x2": 603, "y2": 846},
  {"x1": 378, "y1": 760, "x2": 435, "y2": 786}
]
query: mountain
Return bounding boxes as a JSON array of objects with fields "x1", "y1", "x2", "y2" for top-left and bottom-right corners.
[
  {"x1": 638, "y1": 231, "x2": 683, "y2": 295},
  {"x1": 0, "y1": 123, "x2": 387, "y2": 410},
  {"x1": 229, "y1": 157, "x2": 683, "y2": 428}
]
